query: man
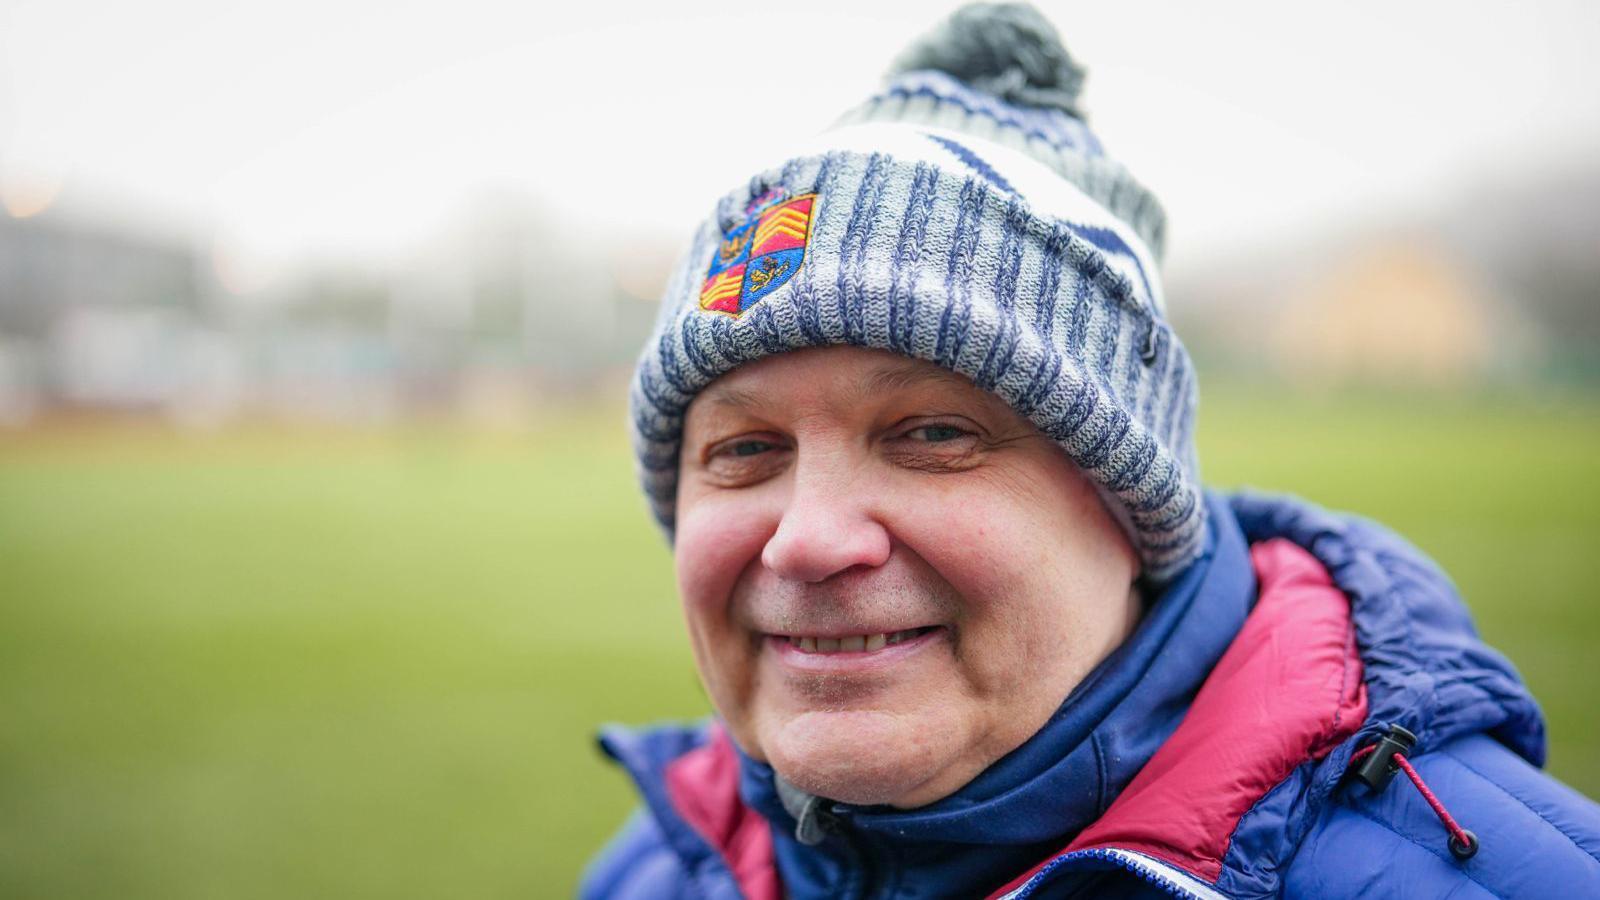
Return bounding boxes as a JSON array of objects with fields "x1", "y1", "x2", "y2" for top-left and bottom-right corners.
[{"x1": 584, "y1": 4, "x2": 1600, "y2": 897}]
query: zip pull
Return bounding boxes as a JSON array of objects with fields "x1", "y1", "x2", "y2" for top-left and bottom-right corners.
[
  {"x1": 1349, "y1": 725, "x2": 1480, "y2": 860},
  {"x1": 775, "y1": 775, "x2": 839, "y2": 846}
]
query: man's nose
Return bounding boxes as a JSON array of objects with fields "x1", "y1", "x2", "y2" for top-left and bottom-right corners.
[{"x1": 760, "y1": 460, "x2": 892, "y2": 583}]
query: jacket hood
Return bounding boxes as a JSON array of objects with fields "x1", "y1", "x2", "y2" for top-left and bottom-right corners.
[
  {"x1": 593, "y1": 490, "x2": 1545, "y2": 898},
  {"x1": 1227, "y1": 492, "x2": 1543, "y2": 766}
]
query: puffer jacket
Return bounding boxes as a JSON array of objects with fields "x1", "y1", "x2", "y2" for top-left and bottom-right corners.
[{"x1": 580, "y1": 491, "x2": 1600, "y2": 898}]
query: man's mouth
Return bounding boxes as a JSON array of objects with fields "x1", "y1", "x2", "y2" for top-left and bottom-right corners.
[{"x1": 777, "y1": 626, "x2": 941, "y2": 654}]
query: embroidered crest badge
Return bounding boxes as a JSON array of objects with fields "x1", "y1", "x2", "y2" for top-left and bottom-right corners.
[{"x1": 699, "y1": 190, "x2": 817, "y2": 317}]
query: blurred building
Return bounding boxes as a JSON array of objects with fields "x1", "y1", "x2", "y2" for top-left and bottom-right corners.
[
  {"x1": 1168, "y1": 162, "x2": 1600, "y2": 388},
  {"x1": 0, "y1": 192, "x2": 664, "y2": 426},
  {"x1": 0, "y1": 214, "x2": 216, "y2": 420},
  {"x1": 1270, "y1": 241, "x2": 1500, "y2": 386}
]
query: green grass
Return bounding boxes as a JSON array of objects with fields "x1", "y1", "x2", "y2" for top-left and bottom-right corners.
[{"x1": 1, "y1": 385, "x2": 1597, "y2": 897}]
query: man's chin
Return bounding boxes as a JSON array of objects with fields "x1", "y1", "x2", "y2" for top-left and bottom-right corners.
[{"x1": 757, "y1": 708, "x2": 960, "y2": 808}]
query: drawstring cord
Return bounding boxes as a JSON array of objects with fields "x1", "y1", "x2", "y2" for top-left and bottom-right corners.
[{"x1": 1348, "y1": 724, "x2": 1479, "y2": 860}]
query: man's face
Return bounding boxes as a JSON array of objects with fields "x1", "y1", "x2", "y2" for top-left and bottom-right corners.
[{"x1": 675, "y1": 346, "x2": 1140, "y2": 808}]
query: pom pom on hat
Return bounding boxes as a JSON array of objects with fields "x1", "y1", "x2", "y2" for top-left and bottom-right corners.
[{"x1": 888, "y1": 2, "x2": 1087, "y2": 118}]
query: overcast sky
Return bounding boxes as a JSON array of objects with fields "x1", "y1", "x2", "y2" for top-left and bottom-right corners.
[{"x1": 3, "y1": 0, "x2": 1597, "y2": 281}]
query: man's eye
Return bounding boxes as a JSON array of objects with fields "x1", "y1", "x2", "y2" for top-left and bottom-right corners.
[
  {"x1": 908, "y1": 424, "x2": 970, "y2": 443},
  {"x1": 709, "y1": 438, "x2": 782, "y2": 461}
]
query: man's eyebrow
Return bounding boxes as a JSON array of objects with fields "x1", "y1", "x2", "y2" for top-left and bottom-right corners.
[
  {"x1": 699, "y1": 383, "x2": 766, "y2": 411},
  {"x1": 700, "y1": 358, "x2": 973, "y2": 412},
  {"x1": 855, "y1": 359, "x2": 973, "y2": 401}
]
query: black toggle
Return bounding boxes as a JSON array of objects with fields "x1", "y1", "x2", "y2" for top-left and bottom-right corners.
[{"x1": 1352, "y1": 723, "x2": 1418, "y2": 792}]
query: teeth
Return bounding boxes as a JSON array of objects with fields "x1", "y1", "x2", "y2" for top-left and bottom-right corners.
[{"x1": 784, "y1": 628, "x2": 930, "y2": 654}]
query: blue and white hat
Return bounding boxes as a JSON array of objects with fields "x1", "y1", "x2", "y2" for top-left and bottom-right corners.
[{"x1": 629, "y1": 2, "x2": 1205, "y2": 582}]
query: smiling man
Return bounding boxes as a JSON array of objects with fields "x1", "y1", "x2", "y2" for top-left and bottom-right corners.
[
  {"x1": 677, "y1": 348, "x2": 1143, "y2": 812},
  {"x1": 582, "y1": 5, "x2": 1600, "y2": 898}
]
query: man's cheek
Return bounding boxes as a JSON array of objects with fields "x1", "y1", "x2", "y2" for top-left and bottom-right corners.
[
  {"x1": 893, "y1": 494, "x2": 1011, "y2": 599},
  {"x1": 674, "y1": 498, "x2": 771, "y2": 619}
]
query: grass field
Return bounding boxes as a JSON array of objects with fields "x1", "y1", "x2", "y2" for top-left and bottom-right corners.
[{"x1": 2, "y1": 384, "x2": 1597, "y2": 897}]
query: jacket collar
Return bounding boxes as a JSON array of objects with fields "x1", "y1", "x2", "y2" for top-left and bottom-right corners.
[{"x1": 729, "y1": 491, "x2": 1256, "y2": 896}]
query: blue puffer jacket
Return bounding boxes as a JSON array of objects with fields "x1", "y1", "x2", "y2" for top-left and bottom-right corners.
[{"x1": 581, "y1": 492, "x2": 1600, "y2": 898}]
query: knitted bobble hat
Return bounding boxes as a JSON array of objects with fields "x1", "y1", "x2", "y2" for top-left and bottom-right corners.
[{"x1": 629, "y1": 2, "x2": 1205, "y2": 582}]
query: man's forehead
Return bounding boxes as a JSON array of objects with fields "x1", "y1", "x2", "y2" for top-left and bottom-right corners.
[{"x1": 697, "y1": 352, "x2": 979, "y2": 413}]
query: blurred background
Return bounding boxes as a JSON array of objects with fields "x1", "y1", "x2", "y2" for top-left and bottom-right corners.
[{"x1": 2, "y1": 0, "x2": 1597, "y2": 895}]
